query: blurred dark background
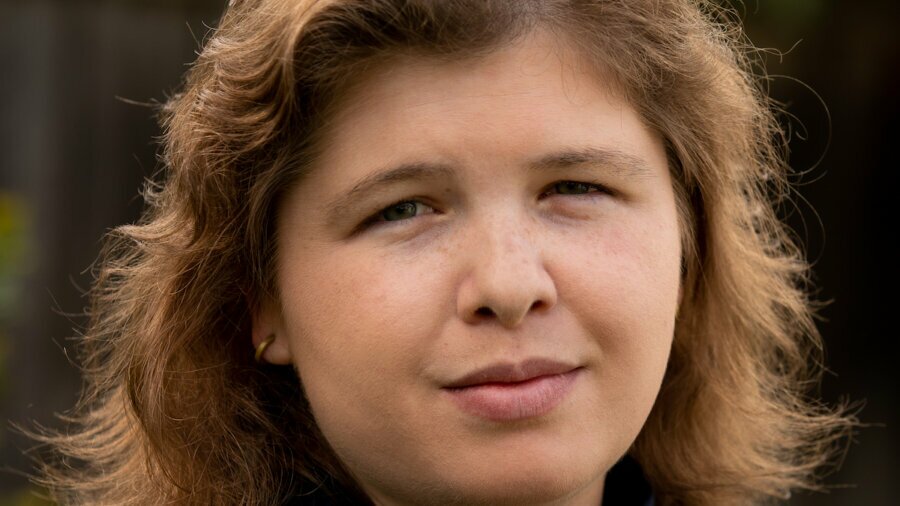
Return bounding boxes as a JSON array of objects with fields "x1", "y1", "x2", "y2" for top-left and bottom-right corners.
[{"x1": 0, "y1": 0, "x2": 896, "y2": 504}]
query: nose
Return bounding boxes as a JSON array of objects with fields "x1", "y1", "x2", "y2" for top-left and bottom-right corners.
[{"x1": 456, "y1": 211, "x2": 558, "y2": 328}]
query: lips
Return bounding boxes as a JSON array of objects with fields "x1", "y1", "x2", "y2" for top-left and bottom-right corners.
[
  {"x1": 442, "y1": 358, "x2": 583, "y2": 422},
  {"x1": 444, "y1": 358, "x2": 580, "y2": 389}
]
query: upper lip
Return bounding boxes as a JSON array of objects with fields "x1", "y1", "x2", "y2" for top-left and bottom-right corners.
[{"x1": 443, "y1": 358, "x2": 580, "y2": 389}]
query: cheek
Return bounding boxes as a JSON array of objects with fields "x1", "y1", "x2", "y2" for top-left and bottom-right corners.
[
  {"x1": 559, "y1": 206, "x2": 680, "y2": 316},
  {"x1": 278, "y1": 246, "x2": 443, "y2": 395},
  {"x1": 277, "y1": 247, "x2": 452, "y2": 478},
  {"x1": 554, "y1": 209, "x2": 680, "y2": 390}
]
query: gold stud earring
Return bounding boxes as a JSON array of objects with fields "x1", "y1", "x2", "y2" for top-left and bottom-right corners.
[{"x1": 254, "y1": 334, "x2": 276, "y2": 363}]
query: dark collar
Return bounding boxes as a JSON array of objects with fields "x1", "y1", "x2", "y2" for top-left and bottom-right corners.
[{"x1": 602, "y1": 454, "x2": 655, "y2": 506}]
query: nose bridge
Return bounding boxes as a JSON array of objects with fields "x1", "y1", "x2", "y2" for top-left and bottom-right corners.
[
  {"x1": 456, "y1": 203, "x2": 557, "y2": 328},
  {"x1": 479, "y1": 201, "x2": 533, "y2": 251}
]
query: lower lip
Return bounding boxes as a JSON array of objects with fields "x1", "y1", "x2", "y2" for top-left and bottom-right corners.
[{"x1": 444, "y1": 369, "x2": 582, "y2": 422}]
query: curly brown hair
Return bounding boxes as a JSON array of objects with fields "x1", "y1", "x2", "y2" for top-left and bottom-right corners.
[{"x1": 32, "y1": 0, "x2": 856, "y2": 504}]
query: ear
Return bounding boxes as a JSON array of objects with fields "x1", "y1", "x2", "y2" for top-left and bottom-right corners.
[{"x1": 251, "y1": 295, "x2": 293, "y2": 365}]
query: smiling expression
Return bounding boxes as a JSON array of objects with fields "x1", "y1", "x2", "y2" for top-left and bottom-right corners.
[{"x1": 254, "y1": 30, "x2": 683, "y2": 505}]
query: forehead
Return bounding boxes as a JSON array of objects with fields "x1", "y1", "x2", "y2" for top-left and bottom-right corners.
[{"x1": 313, "y1": 29, "x2": 650, "y2": 173}]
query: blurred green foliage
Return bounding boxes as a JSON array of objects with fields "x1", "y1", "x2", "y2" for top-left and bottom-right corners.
[
  {"x1": 0, "y1": 193, "x2": 43, "y2": 505},
  {"x1": 0, "y1": 489, "x2": 54, "y2": 506},
  {"x1": 0, "y1": 192, "x2": 31, "y2": 428},
  {"x1": 0, "y1": 192, "x2": 30, "y2": 302}
]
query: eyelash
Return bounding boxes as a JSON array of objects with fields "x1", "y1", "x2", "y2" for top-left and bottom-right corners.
[{"x1": 359, "y1": 180, "x2": 611, "y2": 231}]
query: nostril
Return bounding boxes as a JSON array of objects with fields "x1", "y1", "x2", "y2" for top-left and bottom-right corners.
[
  {"x1": 476, "y1": 307, "x2": 494, "y2": 317},
  {"x1": 475, "y1": 302, "x2": 544, "y2": 319}
]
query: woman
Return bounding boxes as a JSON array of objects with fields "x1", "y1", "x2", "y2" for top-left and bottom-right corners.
[{"x1": 34, "y1": 0, "x2": 856, "y2": 504}]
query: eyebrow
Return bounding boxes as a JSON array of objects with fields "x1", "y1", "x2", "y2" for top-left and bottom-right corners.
[
  {"x1": 322, "y1": 146, "x2": 654, "y2": 226},
  {"x1": 529, "y1": 146, "x2": 653, "y2": 176}
]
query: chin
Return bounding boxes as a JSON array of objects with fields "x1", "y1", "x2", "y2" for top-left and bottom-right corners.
[{"x1": 426, "y1": 454, "x2": 602, "y2": 506}]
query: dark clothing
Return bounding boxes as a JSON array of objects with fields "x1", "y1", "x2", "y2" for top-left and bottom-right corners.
[
  {"x1": 601, "y1": 454, "x2": 655, "y2": 506},
  {"x1": 288, "y1": 454, "x2": 655, "y2": 505}
]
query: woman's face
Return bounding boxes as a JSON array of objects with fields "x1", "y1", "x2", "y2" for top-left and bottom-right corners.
[{"x1": 256, "y1": 31, "x2": 682, "y2": 505}]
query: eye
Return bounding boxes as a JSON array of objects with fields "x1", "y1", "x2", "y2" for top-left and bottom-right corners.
[
  {"x1": 360, "y1": 199, "x2": 436, "y2": 230},
  {"x1": 540, "y1": 180, "x2": 608, "y2": 198}
]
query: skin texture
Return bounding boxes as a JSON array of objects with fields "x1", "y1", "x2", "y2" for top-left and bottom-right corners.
[{"x1": 254, "y1": 30, "x2": 682, "y2": 506}]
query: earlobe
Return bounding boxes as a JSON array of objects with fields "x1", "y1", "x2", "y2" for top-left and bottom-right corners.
[{"x1": 251, "y1": 297, "x2": 293, "y2": 365}]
